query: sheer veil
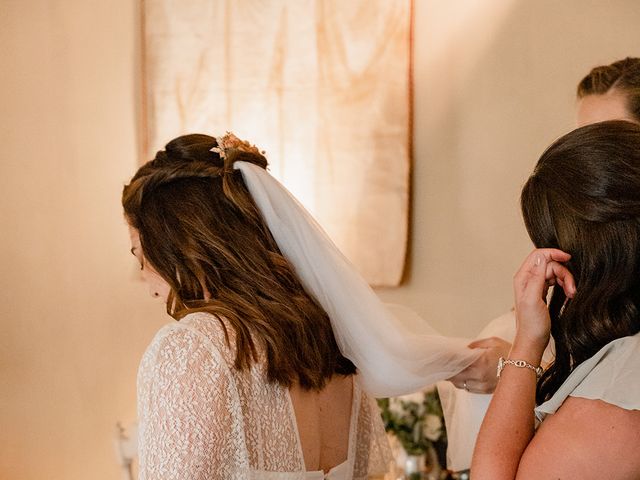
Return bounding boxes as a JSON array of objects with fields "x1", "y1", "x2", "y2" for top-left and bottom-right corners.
[{"x1": 234, "y1": 161, "x2": 480, "y2": 397}]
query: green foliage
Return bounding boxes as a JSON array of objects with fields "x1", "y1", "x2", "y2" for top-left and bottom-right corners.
[{"x1": 377, "y1": 388, "x2": 446, "y2": 456}]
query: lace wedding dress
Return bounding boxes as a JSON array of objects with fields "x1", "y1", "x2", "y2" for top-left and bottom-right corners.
[
  {"x1": 137, "y1": 312, "x2": 392, "y2": 479},
  {"x1": 134, "y1": 158, "x2": 479, "y2": 479}
]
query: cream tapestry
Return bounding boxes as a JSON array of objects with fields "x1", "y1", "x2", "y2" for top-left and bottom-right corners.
[{"x1": 141, "y1": 0, "x2": 412, "y2": 286}]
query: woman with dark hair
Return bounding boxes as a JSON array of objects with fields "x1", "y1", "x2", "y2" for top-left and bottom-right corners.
[
  {"x1": 441, "y1": 57, "x2": 640, "y2": 475},
  {"x1": 576, "y1": 57, "x2": 640, "y2": 126},
  {"x1": 123, "y1": 133, "x2": 478, "y2": 479},
  {"x1": 450, "y1": 56, "x2": 640, "y2": 397},
  {"x1": 472, "y1": 121, "x2": 640, "y2": 478}
]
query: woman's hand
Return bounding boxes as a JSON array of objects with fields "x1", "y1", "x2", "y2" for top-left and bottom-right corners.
[
  {"x1": 512, "y1": 249, "x2": 576, "y2": 359},
  {"x1": 448, "y1": 336, "x2": 512, "y2": 393}
]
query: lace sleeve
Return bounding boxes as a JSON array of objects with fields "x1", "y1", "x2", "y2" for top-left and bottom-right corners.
[
  {"x1": 137, "y1": 323, "x2": 248, "y2": 479},
  {"x1": 353, "y1": 390, "x2": 393, "y2": 479}
]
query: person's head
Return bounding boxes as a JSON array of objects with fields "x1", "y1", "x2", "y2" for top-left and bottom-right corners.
[
  {"x1": 576, "y1": 57, "x2": 640, "y2": 126},
  {"x1": 520, "y1": 120, "x2": 640, "y2": 403},
  {"x1": 122, "y1": 133, "x2": 356, "y2": 389}
]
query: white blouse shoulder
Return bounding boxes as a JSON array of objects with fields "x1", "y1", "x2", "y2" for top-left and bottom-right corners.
[{"x1": 535, "y1": 332, "x2": 640, "y2": 423}]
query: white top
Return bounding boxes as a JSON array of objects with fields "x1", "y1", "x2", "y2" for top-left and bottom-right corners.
[
  {"x1": 535, "y1": 332, "x2": 640, "y2": 422},
  {"x1": 137, "y1": 312, "x2": 391, "y2": 479}
]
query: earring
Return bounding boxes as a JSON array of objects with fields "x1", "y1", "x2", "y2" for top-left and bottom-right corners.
[{"x1": 153, "y1": 292, "x2": 160, "y2": 297}]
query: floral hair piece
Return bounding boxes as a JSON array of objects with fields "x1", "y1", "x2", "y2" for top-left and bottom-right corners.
[{"x1": 211, "y1": 132, "x2": 264, "y2": 164}]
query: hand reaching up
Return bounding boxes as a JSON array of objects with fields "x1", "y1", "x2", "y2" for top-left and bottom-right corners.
[{"x1": 512, "y1": 249, "x2": 576, "y2": 359}]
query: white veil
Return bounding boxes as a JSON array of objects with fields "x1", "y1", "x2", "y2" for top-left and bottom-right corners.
[{"x1": 234, "y1": 161, "x2": 480, "y2": 397}]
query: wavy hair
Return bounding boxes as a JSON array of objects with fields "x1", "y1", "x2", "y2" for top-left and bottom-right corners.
[
  {"x1": 521, "y1": 121, "x2": 640, "y2": 404},
  {"x1": 122, "y1": 134, "x2": 356, "y2": 390},
  {"x1": 577, "y1": 57, "x2": 640, "y2": 122}
]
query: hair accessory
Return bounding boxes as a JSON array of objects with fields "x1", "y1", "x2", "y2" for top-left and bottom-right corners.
[
  {"x1": 211, "y1": 132, "x2": 265, "y2": 161},
  {"x1": 496, "y1": 357, "x2": 543, "y2": 379}
]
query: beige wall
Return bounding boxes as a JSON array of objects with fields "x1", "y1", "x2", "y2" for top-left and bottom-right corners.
[
  {"x1": 1, "y1": 1, "x2": 639, "y2": 479},
  {"x1": 0, "y1": 1, "x2": 163, "y2": 479},
  {"x1": 378, "y1": 0, "x2": 640, "y2": 337}
]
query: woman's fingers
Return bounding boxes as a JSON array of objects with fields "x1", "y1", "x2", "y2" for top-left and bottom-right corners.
[
  {"x1": 545, "y1": 261, "x2": 576, "y2": 298},
  {"x1": 513, "y1": 253, "x2": 548, "y2": 314},
  {"x1": 512, "y1": 248, "x2": 575, "y2": 354},
  {"x1": 520, "y1": 254, "x2": 548, "y2": 306},
  {"x1": 541, "y1": 248, "x2": 571, "y2": 263},
  {"x1": 448, "y1": 337, "x2": 513, "y2": 393},
  {"x1": 514, "y1": 249, "x2": 575, "y2": 301}
]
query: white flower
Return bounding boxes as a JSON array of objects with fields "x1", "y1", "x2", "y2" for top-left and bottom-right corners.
[
  {"x1": 388, "y1": 397, "x2": 405, "y2": 417},
  {"x1": 398, "y1": 392, "x2": 425, "y2": 405},
  {"x1": 423, "y1": 414, "x2": 442, "y2": 441}
]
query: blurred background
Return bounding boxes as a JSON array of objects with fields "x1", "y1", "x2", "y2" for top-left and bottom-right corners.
[{"x1": 1, "y1": 1, "x2": 638, "y2": 478}]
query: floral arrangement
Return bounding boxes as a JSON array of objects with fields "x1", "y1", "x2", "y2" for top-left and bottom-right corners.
[{"x1": 377, "y1": 387, "x2": 445, "y2": 456}]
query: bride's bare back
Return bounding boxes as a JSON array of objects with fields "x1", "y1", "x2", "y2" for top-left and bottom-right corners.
[{"x1": 290, "y1": 375, "x2": 354, "y2": 473}]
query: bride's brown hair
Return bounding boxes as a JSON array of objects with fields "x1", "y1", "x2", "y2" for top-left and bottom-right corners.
[{"x1": 123, "y1": 134, "x2": 356, "y2": 390}]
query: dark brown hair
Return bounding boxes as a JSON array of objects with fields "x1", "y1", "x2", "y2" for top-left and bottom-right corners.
[
  {"x1": 521, "y1": 121, "x2": 640, "y2": 404},
  {"x1": 123, "y1": 134, "x2": 356, "y2": 390},
  {"x1": 577, "y1": 57, "x2": 640, "y2": 122}
]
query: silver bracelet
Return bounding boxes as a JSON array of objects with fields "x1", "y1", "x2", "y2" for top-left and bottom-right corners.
[{"x1": 496, "y1": 357, "x2": 543, "y2": 378}]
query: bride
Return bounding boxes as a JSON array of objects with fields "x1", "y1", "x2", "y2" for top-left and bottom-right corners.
[{"x1": 122, "y1": 133, "x2": 480, "y2": 479}]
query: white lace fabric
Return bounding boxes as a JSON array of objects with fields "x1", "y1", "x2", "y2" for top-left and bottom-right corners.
[{"x1": 137, "y1": 312, "x2": 391, "y2": 479}]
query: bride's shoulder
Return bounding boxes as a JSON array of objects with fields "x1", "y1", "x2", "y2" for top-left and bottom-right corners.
[
  {"x1": 179, "y1": 311, "x2": 234, "y2": 345},
  {"x1": 140, "y1": 312, "x2": 234, "y2": 371}
]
